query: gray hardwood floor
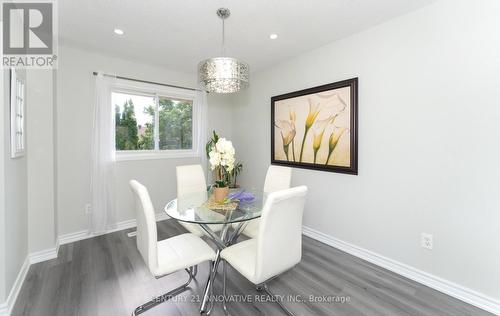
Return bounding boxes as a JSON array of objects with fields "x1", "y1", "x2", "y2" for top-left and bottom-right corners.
[{"x1": 12, "y1": 219, "x2": 492, "y2": 316}]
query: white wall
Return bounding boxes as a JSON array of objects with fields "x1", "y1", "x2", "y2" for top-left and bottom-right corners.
[
  {"x1": 57, "y1": 45, "x2": 233, "y2": 235},
  {"x1": 26, "y1": 70, "x2": 57, "y2": 252},
  {"x1": 1, "y1": 70, "x2": 29, "y2": 302},
  {"x1": 232, "y1": 0, "x2": 500, "y2": 301},
  {"x1": 206, "y1": 92, "x2": 234, "y2": 140},
  {"x1": 0, "y1": 69, "x2": 6, "y2": 304},
  {"x1": 52, "y1": 70, "x2": 58, "y2": 242}
]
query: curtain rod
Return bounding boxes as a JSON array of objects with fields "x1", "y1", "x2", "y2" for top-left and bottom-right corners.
[{"x1": 92, "y1": 72, "x2": 205, "y2": 92}]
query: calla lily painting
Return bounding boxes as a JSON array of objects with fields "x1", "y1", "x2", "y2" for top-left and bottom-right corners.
[{"x1": 271, "y1": 78, "x2": 358, "y2": 175}]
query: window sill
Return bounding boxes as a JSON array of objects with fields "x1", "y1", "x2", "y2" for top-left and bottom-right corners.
[{"x1": 115, "y1": 150, "x2": 200, "y2": 162}]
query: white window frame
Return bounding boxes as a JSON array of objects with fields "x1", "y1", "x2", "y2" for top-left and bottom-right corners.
[
  {"x1": 111, "y1": 80, "x2": 201, "y2": 162},
  {"x1": 10, "y1": 69, "x2": 25, "y2": 158}
]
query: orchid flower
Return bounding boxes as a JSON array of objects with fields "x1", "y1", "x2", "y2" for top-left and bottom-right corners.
[
  {"x1": 325, "y1": 127, "x2": 348, "y2": 165},
  {"x1": 305, "y1": 98, "x2": 321, "y2": 130},
  {"x1": 309, "y1": 94, "x2": 349, "y2": 164},
  {"x1": 289, "y1": 107, "x2": 297, "y2": 161},
  {"x1": 311, "y1": 116, "x2": 334, "y2": 163},
  {"x1": 324, "y1": 93, "x2": 348, "y2": 115},
  {"x1": 275, "y1": 119, "x2": 296, "y2": 161},
  {"x1": 299, "y1": 98, "x2": 322, "y2": 162}
]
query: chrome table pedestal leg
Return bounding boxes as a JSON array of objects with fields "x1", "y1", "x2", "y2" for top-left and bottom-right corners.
[
  {"x1": 200, "y1": 251, "x2": 222, "y2": 314},
  {"x1": 199, "y1": 224, "x2": 230, "y2": 314},
  {"x1": 199, "y1": 220, "x2": 249, "y2": 315}
]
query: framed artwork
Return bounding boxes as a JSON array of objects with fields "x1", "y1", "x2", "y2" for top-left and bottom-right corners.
[
  {"x1": 271, "y1": 78, "x2": 358, "y2": 174},
  {"x1": 10, "y1": 69, "x2": 26, "y2": 158}
]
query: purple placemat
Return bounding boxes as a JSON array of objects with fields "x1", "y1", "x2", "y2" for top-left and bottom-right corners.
[{"x1": 228, "y1": 190, "x2": 255, "y2": 203}]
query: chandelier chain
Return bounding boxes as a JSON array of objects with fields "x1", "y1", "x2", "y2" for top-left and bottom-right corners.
[{"x1": 221, "y1": 18, "x2": 225, "y2": 56}]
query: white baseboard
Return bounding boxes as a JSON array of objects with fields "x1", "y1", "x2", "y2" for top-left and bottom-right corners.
[
  {"x1": 302, "y1": 225, "x2": 500, "y2": 316},
  {"x1": 58, "y1": 212, "x2": 168, "y2": 246},
  {"x1": 58, "y1": 229, "x2": 91, "y2": 246},
  {"x1": 0, "y1": 257, "x2": 29, "y2": 316},
  {"x1": 28, "y1": 246, "x2": 58, "y2": 265},
  {"x1": 105, "y1": 218, "x2": 137, "y2": 234}
]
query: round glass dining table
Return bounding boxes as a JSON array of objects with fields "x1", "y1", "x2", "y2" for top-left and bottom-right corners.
[
  {"x1": 164, "y1": 189, "x2": 265, "y2": 314},
  {"x1": 164, "y1": 190, "x2": 264, "y2": 225}
]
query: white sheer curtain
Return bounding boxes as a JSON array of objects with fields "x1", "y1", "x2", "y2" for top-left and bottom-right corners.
[
  {"x1": 90, "y1": 72, "x2": 117, "y2": 233},
  {"x1": 195, "y1": 90, "x2": 209, "y2": 176}
]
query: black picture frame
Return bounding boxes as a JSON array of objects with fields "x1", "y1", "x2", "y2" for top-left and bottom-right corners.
[{"x1": 271, "y1": 78, "x2": 358, "y2": 175}]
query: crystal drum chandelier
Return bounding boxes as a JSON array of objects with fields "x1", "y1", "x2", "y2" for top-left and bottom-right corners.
[{"x1": 198, "y1": 8, "x2": 249, "y2": 94}]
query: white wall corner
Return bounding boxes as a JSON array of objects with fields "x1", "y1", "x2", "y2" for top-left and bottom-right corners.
[
  {"x1": 0, "y1": 257, "x2": 29, "y2": 316},
  {"x1": 302, "y1": 226, "x2": 500, "y2": 316}
]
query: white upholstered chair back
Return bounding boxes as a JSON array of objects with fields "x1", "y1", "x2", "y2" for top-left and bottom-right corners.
[
  {"x1": 263, "y1": 165, "x2": 292, "y2": 193},
  {"x1": 237, "y1": 166, "x2": 292, "y2": 239},
  {"x1": 255, "y1": 186, "x2": 307, "y2": 284},
  {"x1": 129, "y1": 180, "x2": 158, "y2": 274},
  {"x1": 176, "y1": 165, "x2": 207, "y2": 197}
]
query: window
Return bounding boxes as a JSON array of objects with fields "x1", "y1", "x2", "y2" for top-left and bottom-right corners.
[
  {"x1": 111, "y1": 83, "x2": 199, "y2": 161},
  {"x1": 158, "y1": 96, "x2": 193, "y2": 150},
  {"x1": 113, "y1": 92, "x2": 156, "y2": 150},
  {"x1": 10, "y1": 69, "x2": 25, "y2": 158}
]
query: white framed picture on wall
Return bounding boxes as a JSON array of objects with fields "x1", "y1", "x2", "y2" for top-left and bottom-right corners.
[{"x1": 10, "y1": 69, "x2": 26, "y2": 158}]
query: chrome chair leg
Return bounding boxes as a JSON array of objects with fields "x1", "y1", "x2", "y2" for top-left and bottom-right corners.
[
  {"x1": 260, "y1": 283, "x2": 295, "y2": 316},
  {"x1": 192, "y1": 265, "x2": 198, "y2": 277},
  {"x1": 222, "y1": 260, "x2": 230, "y2": 315},
  {"x1": 202, "y1": 266, "x2": 216, "y2": 316},
  {"x1": 132, "y1": 268, "x2": 194, "y2": 315},
  {"x1": 205, "y1": 273, "x2": 216, "y2": 315}
]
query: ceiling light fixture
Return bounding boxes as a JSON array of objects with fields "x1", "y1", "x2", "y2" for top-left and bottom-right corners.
[
  {"x1": 114, "y1": 28, "x2": 124, "y2": 35},
  {"x1": 198, "y1": 8, "x2": 249, "y2": 94},
  {"x1": 269, "y1": 33, "x2": 278, "y2": 40}
]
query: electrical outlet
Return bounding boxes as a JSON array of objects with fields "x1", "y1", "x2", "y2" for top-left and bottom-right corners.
[
  {"x1": 85, "y1": 204, "x2": 92, "y2": 215},
  {"x1": 421, "y1": 233, "x2": 433, "y2": 250}
]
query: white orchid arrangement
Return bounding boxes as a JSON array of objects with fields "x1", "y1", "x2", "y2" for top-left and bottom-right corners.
[
  {"x1": 207, "y1": 131, "x2": 236, "y2": 188},
  {"x1": 209, "y1": 138, "x2": 235, "y2": 172}
]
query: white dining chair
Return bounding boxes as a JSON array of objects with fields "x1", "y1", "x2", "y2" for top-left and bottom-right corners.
[
  {"x1": 130, "y1": 180, "x2": 216, "y2": 315},
  {"x1": 240, "y1": 165, "x2": 292, "y2": 238},
  {"x1": 263, "y1": 165, "x2": 293, "y2": 193},
  {"x1": 221, "y1": 185, "x2": 307, "y2": 315},
  {"x1": 176, "y1": 164, "x2": 222, "y2": 237}
]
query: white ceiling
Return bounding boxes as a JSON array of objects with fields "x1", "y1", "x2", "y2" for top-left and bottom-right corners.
[{"x1": 59, "y1": 0, "x2": 436, "y2": 74}]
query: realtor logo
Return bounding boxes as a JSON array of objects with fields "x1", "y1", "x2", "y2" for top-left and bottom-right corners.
[{"x1": 2, "y1": 1, "x2": 57, "y2": 68}]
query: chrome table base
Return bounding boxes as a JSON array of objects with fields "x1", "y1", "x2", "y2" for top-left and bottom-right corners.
[{"x1": 199, "y1": 221, "x2": 248, "y2": 315}]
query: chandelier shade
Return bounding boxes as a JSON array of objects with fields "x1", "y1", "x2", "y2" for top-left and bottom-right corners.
[
  {"x1": 198, "y1": 57, "x2": 249, "y2": 94},
  {"x1": 197, "y1": 8, "x2": 250, "y2": 94}
]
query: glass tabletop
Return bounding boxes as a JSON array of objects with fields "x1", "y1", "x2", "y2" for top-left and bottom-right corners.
[{"x1": 165, "y1": 189, "x2": 265, "y2": 225}]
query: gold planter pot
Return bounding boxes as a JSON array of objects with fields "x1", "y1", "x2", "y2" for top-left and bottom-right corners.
[{"x1": 213, "y1": 186, "x2": 229, "y2": 203}]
